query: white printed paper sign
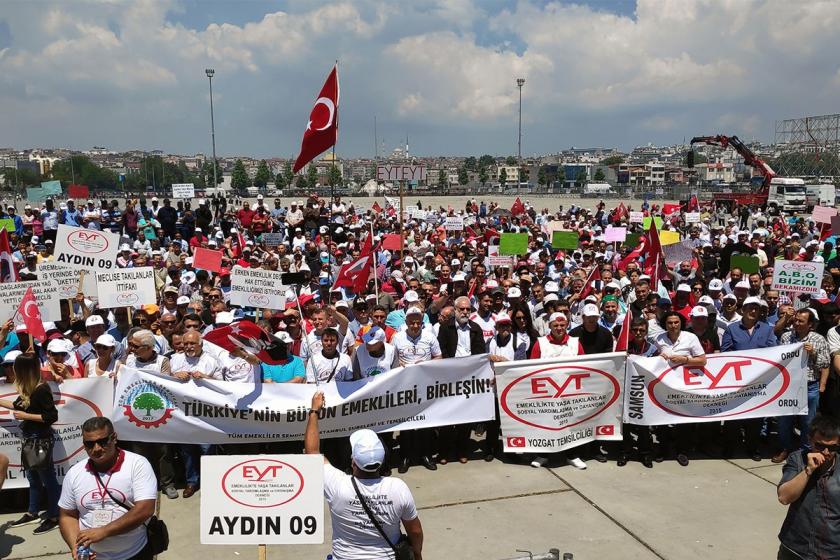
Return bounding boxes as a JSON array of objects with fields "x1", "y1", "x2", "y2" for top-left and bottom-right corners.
[
  {"x1": 0, "y1": 280, "x2": 62, "y2": 322},
  {"x1": 230, "y1": 266, "x2": 287, "y2": 309},
  {"x1": 171, "y1": 183, "x2": 196, "y2": 199},
  {"x1": 53, "y1": 225, "x2": 120, "y2": 272},
  {"x1": 771, "y1": 260, "x2": 825, "y2": 295},
  {"x1": 96, "y1": 267, "x2": 157, "y2": 308}
]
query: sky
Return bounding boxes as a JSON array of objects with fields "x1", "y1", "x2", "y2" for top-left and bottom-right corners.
[{"x1": 1, "y1": 0, "x2": 840, "y2": 158}]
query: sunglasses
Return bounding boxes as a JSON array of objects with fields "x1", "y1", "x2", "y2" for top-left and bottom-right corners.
[
  {"x1": 813, "y1": 441, "x2": 840, "y2": 453},
  {"x1": 94, "y1": 344, "x2": 113, "y2": 351},
  {"x1": 83, "y1": 433, "x2": 114, "y2": 449}
]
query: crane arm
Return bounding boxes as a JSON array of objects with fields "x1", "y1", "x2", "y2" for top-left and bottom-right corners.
[{"x1": 690, "y1": 134, "x2": 776, "y2": 188}]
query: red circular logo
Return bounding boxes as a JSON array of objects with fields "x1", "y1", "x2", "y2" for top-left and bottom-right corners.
[
  {"x1": 221, "y1": 459, "x2": 305, "y2": 508},
  {"x1": 66, "y1": 230, "x2": 110, "y2": 254},
  {"x1": 247, "y1": 294, "x2": 271, "y2": 307}
]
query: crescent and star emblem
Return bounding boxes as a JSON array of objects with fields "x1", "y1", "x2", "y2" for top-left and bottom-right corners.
[
  {"x1": 23, "y1": 300, "x2": 39, "y2": 319},
  {"x1": 306, "y1": 97, "x2": 335, "y2": 131}
]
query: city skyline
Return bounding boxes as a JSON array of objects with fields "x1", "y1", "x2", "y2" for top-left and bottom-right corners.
[{"x1": 1, "y1": 1, "x2": 839, "y2": 158}]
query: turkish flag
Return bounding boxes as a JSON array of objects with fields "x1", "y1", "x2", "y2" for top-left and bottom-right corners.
[
  {"x1": 332, "y1": 235, "x2": 373, "y2": 294},
  {"x1": 16, "y1": 287, "x2": 46, "y2": 342},
  {"x1": 614, "y1": 311, "x2": 632, "y2": 352},
  {"x1": 372, "y1": 201, "x2": 383, "y2": 214},
  {"x1": 0, "y1": 229, "x2": 17, "y2": 283},
  {"x1": 662, "y1": 203, "x2": 681, "y2": 216},
  {"x1": 203, "y1": 320, "x2": 288, "y2": 365},
  {"x1": 577, "y1": 265, "x2": 602, "y2": 300},
  {"x1": 506, "y1": 436, "x2": 526, "y2": 448},
  {"x1": 511, "y1": 197, "x2": 525, "y2": 216},
  {"x1": 293, "y1": 65, "x2": 339, "y2": 173},
  {"x1": 643, "y1": 220, "x2": 669, "y2": 290},
  {"x1": 686, "y1": 195, "x2": 699, "y2": 212},
  {"x1": 381, "y1": 234, "x2": 403, "y2": 251}
]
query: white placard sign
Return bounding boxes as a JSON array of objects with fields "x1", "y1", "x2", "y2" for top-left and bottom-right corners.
[
  {"x1": 685, "y1": 212, "x2": 701, "y2": 223},
  {"x1": 171, "y1": 183, "x2": 196, "y2": 199},
  {"x1": 37, "y1": 262, "x2": 98, "y2": 299},
  {"x1": 444, "y1": 216, "x2": 464, "y2": 231},
  {"x1": 53, "y1": 225, "x2": 120, "y2": 272},
  {"x1": 0, "y1": 280, "x2": 61, "y2": 322},
  {"x1": 771, "y1": 260, "x2": 825, "y2": 295},
  {"x1": 95, "y1": 267, "x2": 157, "y2": 308},
  {"x1": 376, "y1": 165, "x2": 427, "y2": 182},
  {"x1": 629, "y1": 211, "x2": 644, "y2": 223},
  {"x1": 200, "y1": 455, "x2": 324, "y2": 545},
  {"x1": 261, "y1": 233, "x2": 283, "y2": 246},
  {"x1": 230, "y1": 266, "x2": 287, "y2": 309}
]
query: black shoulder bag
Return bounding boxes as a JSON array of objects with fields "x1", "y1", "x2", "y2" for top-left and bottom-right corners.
[
  {"x1": 93, "y1": 470, "x2": 169, "y2": 555},
  {"x1": 351, "y1": 477, "x2": 414, "y2": 560}
]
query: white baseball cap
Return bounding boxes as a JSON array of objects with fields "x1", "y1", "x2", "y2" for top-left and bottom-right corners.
[
  {"x1": 85, "y1": 315, "x2": 105, "y2": 327},
  {"x1": 676, "y1": 284, "x2": 691, "y2": 293},
  {"x1": 708, "y1": 279, "x2": 723, "y2": 291},
  {"x1": 403, "y1": 290, "x2": 420, "y2": 303},
  {"x1": 405, "y1": 306, "x2": 424, "y2": 317},
  {"x1": 735, "y1": 280, "x2": 750, "y2": 290},
  {"x1": 215, "y1": 311, "x2": 234, "y2": 325},
  {"x1": 742, "y1": 296, "x2": 763, "y2": 307},
  {"x1": 274, "y1": 331, "x2": 293, "y2": 344},
  {"x1": 582, "y1": 303, "x2": 600, "y2": 317},
  {"x1": 507, "y1": 287, "x2": 522, "y2": 299},
  {"x1": 689, "y1": 305, "x2": 708, "y2": 318},
  {"x1": 94, "y1": 334, "x2": 117, "y2": 347},
  {"x1": 350, "y1": 429, "x2": 385, "y2": 472}
]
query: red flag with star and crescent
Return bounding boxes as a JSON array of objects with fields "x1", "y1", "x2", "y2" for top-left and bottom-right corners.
[
  {"x1": 0, "y1": 229, "x2": 17, "y2": 283},
  {"x1": 614, "y1": 310, "x2": 632, "y2": 352},
  {"x1": 292, "y1": 65, "x2": 339, "y2": 173},
  {"x1": 203, "y1": 320, "x2": 288, "y2": 365},
  {"x1": 332, "y1": 235, "x2": 373, "y2": 294},
  {"x1": 644, "y1": 220, "x2": 669, "y2": 290},
  {"x1": 15, "y1": 287, "x2": 46, "y2": 342}
]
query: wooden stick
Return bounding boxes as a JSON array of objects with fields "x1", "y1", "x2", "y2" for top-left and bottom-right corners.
[{"x1": 258, "y1": 544, "x2": 267, "y2": 560}]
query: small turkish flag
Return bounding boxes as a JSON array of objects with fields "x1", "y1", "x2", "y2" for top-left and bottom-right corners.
[
  {"x1": 293, "y1": 65, "x2": 339, "y2": 173},
  {"x1": 596, "y1": 425, "x2": 615, "y2": 436},
  {"x1": 203, "y1": 320, "x2": 287, "y2": 365},
  {"x1": 506, "y1": 436, "x2": 526, "y2": 448},
  {"x1": 16, "y1": 287, "x2": 46, "y2": 342}
]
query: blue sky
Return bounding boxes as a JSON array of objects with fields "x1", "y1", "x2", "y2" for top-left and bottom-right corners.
[{"x1": 1, "y1": 0, "x2": 838, "y2": 158}]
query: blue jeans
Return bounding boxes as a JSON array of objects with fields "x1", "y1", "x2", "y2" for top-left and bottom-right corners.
[
  {"x1": 181, "y1": 444, "x2": 213, "y2": 486},
  {"x1": 778, "y1": 381, "x2": 820, "y2": 452},
  {"x1": 26, "y1": 465, "x2": 60, "y2": 518}
]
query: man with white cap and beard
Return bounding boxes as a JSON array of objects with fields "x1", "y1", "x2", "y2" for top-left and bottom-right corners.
[{"x1": 305, "y1": 392, "x2": 424, "y2": 560}]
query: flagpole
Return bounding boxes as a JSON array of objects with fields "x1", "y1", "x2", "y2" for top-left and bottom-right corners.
[
  {"x1": 326, "y1": 60, "x2": 339, "y2": 287},
  {"x1": 370, "y1": 221, "x2": 379, "y2": 300}
]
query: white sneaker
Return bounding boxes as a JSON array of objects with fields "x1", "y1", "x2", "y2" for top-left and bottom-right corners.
[
  {"x1": 530, "y1": 456, "x2": 548, "y2": 468},
  {"x1": 567, "y1": 457, "x2": 587, "y2": 470}
]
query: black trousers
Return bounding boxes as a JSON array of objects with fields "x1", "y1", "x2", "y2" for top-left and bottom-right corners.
[
  {"x1": 621, "y1": 425, "x2": 653, "y2": 455},
  {"x1": 399, "y1": 428, "x2": 435, "y2": 461},
  {"x1": 722, "y1": 419, "x2": 762, "y2": 452},
  {"x1": 439, "y1": 424, "x2": 472, "y2": 459}
]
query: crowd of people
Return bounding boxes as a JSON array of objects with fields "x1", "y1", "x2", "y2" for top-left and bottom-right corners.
[{"x1": 1, "y1": 191, "x2": 839, "y2": 559}]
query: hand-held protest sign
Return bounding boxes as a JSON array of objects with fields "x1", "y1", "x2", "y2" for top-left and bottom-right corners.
[
  {"x1": 624, "y1": 344, "x2": 807, "y2": 425},
  {"x1": 499, "y1": 233, "x2": 529, "y2": 256},
  {"x1": 0, "y1": 377, "x2": 114, "y2": 488},
  {"x1": 0, "y1": 280, "x2": 62, "y2": 322},
  {"x1": 95, "y1": 267, "x2": 157, "y2": 308},
  {"x1": 603, "y1": 226, "x2": 627, "y2": 243},
  {"x1": 38, "y1": 262, "x2": 99, "y2": 299},
  {"x1": 444, "y1": 216, "x2": 464, "y2": 231},
  {"x1": 193, "y1": 247, "x2": 224, "y2": 273},
  {"x1": 551, "y1": 231, "x2": 579, "y2": 250},
  {"x1": 685, "y1": 212, "x2": 701, "y2": 224},
  {"x1": 171, "y1": 183, "x2": 196, "y2": 199},
  {"x1": 812, "y1": 205, "x2": 837, "y2": 224},
  {"x1": 730, "y1": 254, "x2": 760, "y2": 275},
  {"x1": 200, "y1": 455, "x2": 324, "y2": 545},
  {"x1": 230, "y1": 266, "x2": 287, "y2": 310},
  {"x1": 629, "y1": 211, "x2": 644, "y2": 223},
  {"x1": 771, "y1": 260, "x2": 825, "y2": 295},
  {"x1": 53, "y1": 225, "x2": 120, "y2": 272},
  {"x1": 67, "y1": 185, "x2": 90, "y2": 199},
  {"x1": 495, "y1": 353, "x2": 625, "y2": 453},
  {"x1": 659, "y1": 230, "x2": 680, "y2": 246}
]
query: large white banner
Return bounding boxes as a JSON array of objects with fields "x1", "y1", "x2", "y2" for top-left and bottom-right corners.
[
  {"x1": 229, "y1": 266, "x2": 287, "y2": 310},
  {"x1": 111, "y1": 355, "x2": 495, "y2": 444},
  {"x1": 624, "y1": 344, "x2": 808, "y2": 426},
  {"x1": 53, "y1": 225, "x2": 120, "y2": 272},
  {"x1": 495, "y1": 353, "x2": 625, "y2": 453},
  {"x1": 1, "y1": 377, "x2": 114, "y2": 489}
]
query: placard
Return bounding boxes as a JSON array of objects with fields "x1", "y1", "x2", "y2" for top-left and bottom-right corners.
[
  {"x1": 832, "y1": 215, "x2": 840, "y2": 236},
  {"x1": 0, "y1": 280, "x2": 62, "y2": 322},
  {"x1": 642, "y1": 217, "x2": 663, "y2": 230},
  {"x1": 38, "y1": 262, "x2": 98, "y2": 299},
  {"x1": 625, "y1": 233, "x2": 641, "y2": 248},
  {"x1": 26, "y1": 187, "x2": 46, "y2": 202},
  {"x1": 172, "y1": 183, "x2": 196, "y2": 199},
  {"x1": 376, "y1": 165, "x2": 427, "y2": 182},
  {"x1": 230, "y1": 266, "x2": 287, "y2": 309},
  {"x1": 200, "y1": 455, "x2": 324, "y2": 545},
  {"x1": 487, "y1": 256, "x2": 514, "y2": 268},
  {"x1": 812, "y1": 205, "x2": 837, "y2": 224},
  {"x1": 444, "y1": 216, "x2": 464, "y2": 231},
  {"x1": 659, "y1": 231, "x2": 680, "y2": 246},
  {"x1": 261, "y1": 233, "x2": 283, "y2": 246},
  {"x1": 499, "y1": 233, "x2": 529, "y2": 256},
  {"x1": 193, "y1": 247, "x2": 224, "y2": 273},
  {"x1": 772, "y1": 259, "x2": 825, "y2": 294},
  {"x1": 40, "y1": 180, "x2": 62, "y2": 195},
  {"x1": 381, "y1": 234, "x2": 403, "y2": 251},
  {"x1": 603, "y1": 226, "x2": 626, "y2": 243},
  {"x1": 685, "y1": 212, "x2": 701, "y2": 223},
  {"x1": 629, "y1": 211, "x2": 644, "y2": 223},
  {"x1": 730, "y1": 254, "x2": 760, "y2": 274},
  {"x1": 67, "y1": 184, "x2": 89, "y2": 199},
  {"x1": 53, "y1": 225, "x2": 120, "y2": 272},
  {"x1": 551, "y1": 231, "x2": 579, "y2": 250},
  {"x1": 95, "y1": 267, "x2": 157, "y2": 308},
  {"x1": 0, "y1": 219, "x2": 14, "y2": 233}
]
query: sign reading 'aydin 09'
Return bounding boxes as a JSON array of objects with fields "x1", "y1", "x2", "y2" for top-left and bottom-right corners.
[
  {"x1": 201, "y1": 455, "x2": 324, "y2": 545},
  {"x1": 495, "y1": 353, "x2": 625, "y2": 453},
  {"x1": 771, "y1": 259, "x2": 825, "y2": 295},
  {"x1": 53, "y1": 225, "x2": 120, "y2": 272},
  {"x1": 624, "y1": 344, "x2": 809, "y2": 426}
]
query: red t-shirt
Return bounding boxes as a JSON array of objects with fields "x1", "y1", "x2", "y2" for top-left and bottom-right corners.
[{"x1": 237, "y1": 209, "x2": 256, "y2": 227}]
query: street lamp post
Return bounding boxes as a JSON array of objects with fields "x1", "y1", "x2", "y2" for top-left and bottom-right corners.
[
  {"x1": 516, "y1": 78, "x2": 525, "y2": 194},
  {"x1": 206, "y1": 68, "x2": 218, "y2": 191}
]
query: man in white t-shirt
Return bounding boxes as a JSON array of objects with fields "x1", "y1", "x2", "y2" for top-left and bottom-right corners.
[
  {"x1": 58, "y1": 417, "x2": 157, "y2": 560},
  {"x1": 352, "y1": 327, "x2": 399, "y2": 379},
  {"x1": 305, "y1": 392, "x2": 424, "y2": 560},
  {"x1": 306, "y1": 328, "x2": 353, "y2": 383}
]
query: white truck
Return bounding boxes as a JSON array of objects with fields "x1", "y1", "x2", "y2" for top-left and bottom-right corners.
[
  {"x1": 767, "y1": 177, "x2": 807, "y2": 214},
  {"x1": 804, "y1": 184, "x2": 836, "y2": 210},
  {"x1": 582, "y1": 182, "x2": 615, "y2": 196}
]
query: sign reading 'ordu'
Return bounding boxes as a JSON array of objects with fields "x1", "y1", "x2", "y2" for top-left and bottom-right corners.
[{"x1": 53, "y1": 225, "x2": 120, "y2": 272}]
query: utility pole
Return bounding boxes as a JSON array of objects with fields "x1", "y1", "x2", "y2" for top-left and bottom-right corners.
[
  {"x1": 517, "y1": 78, "x2": 525, "y2": 164},
  {"x1": 206, "y1": 68, "x2": 218, "y2": 190}
]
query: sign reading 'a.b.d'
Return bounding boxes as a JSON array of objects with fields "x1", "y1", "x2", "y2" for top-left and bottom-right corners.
[
  {"x1": 771, "y1": 259, "x2": 825, "y2": 294},
  {"x1": 96, "y1": 267, "x2": 157, "y2": 308},
  {"x1": 200, "y1": 455, "x2": 324, "y2": 545},
  {"x1": 53, "y1": 225, "x2": 119, "y2": 272}
]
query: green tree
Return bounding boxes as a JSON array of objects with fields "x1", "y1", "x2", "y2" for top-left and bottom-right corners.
[
  {"x1": 283, "y1": 162, "x2": 294, "y2": 187},
  {"x1": 600, "y1": 155, "x2": 625, "y2": 166},
  {"x1": 327, "y1": 164, "x2": 342, "y2": 187},
  {"x1": 575, "y1": 168, "x2": 588, "y2": 187},
  {"x1": 464, "y1": 156, "x2": 477, "y2": 171},
  {"x1": 438, "y1": 169, "x2": 447, "y2": 189},
  {"x1": 201, "y1": 160, "x2": 223, "y2": 188},
  {"x1": 134, "y1": 393, "x2": 164, "y2": 416},
  {"x1": 478, "y1": 167, "x2": 488, "y2": 186},
  {"x1": 538, "y1": 168, "x2": 547, "y2": 189},
  {"x1": 505, "y1": 156, "x2": 517, "y2": 166},
  {"x1": 457, "y1": 167, "x2": 468, "y2": 186},
  {"x1": 593, "y1": 168, "x2": 606, "y2": 181},
  {"x1": 556, "y1": 167, "x2": 565, "y2": 186},
  {"x1": 478, "y1": 154, "x2": 495, "y2": 169},
  {"x1": 51, "y1": 155, "x2": 118, "y2": 190},
  {"x1": 254, "y1": 160, "x2": 271, "y2": 190},
  {"x1": 307, "y1": 165, "x2": 318, "y2": 189},
  {"x1": 499, "y1": 168, "x2": 508, "y2": 189},
  {"x1": 275, "y1": 171, "x2": 287, "y2": 191},
  {"x1": 231, "y1": 159, "x2": 251, "y2": 192}
]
